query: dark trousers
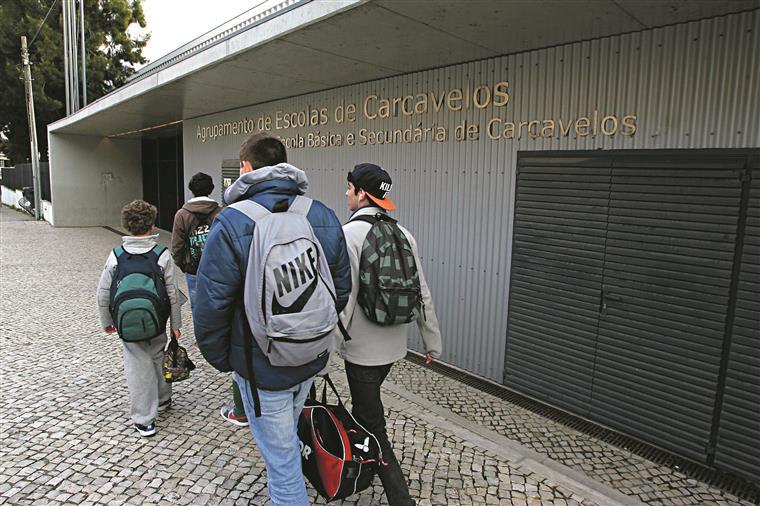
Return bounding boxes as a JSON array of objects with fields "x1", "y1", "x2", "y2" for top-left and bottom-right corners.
[{"x1": 345, "y1": 361, "x2": 415, "y2": 506}]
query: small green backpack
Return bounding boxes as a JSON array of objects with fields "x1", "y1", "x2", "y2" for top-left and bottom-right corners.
[
  {"x1": 109, "y1": 245, "x2": 171, "y2": 342},
  {"x1": 352, "y1": 213, "x2": 423, "y2": 326}
]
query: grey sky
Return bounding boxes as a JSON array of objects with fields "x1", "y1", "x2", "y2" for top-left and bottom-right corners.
[{"x1": 130, "y1": 0, "x2": 255, "y2": 67}]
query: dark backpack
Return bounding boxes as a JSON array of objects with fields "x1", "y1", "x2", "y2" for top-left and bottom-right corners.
[
  {"x1": 298, "y1": 375, "x2": 382, "y2": 502},
  {"x1": 185, "y1": 212, "x2": 213, "y2": 274},
  {"x1": 109, "y1": 245, "x2": 171, "y2": 342},
  {"x1": 351, "y1": 213, "x2": 422, "y2": 325}
]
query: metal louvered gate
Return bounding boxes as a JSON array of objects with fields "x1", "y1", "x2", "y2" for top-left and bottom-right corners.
[
  {"x1": 505, "y1": 156, "x2": 610, "y2": 412},
  {"x1": 713, "y1": 156, "x2": 760, "y2": 481},
  {"x1": 504, "y1": 150, "x2": 759, "y2": 482}
]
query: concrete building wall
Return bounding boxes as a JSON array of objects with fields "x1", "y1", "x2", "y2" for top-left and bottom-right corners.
[
  {"x1": 183, "y1": 10, "x2": 759, "y2": 381},
  {"x1": 48, "y1": 134, "x2": 142, "y2": 227}
]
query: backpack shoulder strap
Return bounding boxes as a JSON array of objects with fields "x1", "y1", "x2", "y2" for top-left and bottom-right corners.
[
  {"x1": 146, "y1": 244, "x2": 167, "y2": 263},
  {"x1": 113, "y1": 246, "x2": 125, "y2": 258},
  {"x1": 229, "y1": 199, "x2": 270, "y2": 222},
  {"x1": 287, "y1": 195, "x2": 313, "y2": 216},
  {"x1": 350, "y1": 212, "x2": 396, "y2": 226},
  {"x1": 350, "y1": 215, "x2": 378, "y2": 226}
]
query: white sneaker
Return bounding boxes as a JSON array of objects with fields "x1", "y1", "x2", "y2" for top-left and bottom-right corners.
[
  {"x1": 220, "y1": 402, "x2": 249, "y2": 427},
  {"x1": 134, "y1": 421, "x2": 156, "y2": 437}
]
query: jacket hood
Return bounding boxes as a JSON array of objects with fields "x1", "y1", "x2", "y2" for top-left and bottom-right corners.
[
  {"x1": 223, "y1": 163, "x2": 309, "y2": 205},
  {"x1": 121, "y1": 233, "x2": 159, "y2": 252},
  {"x1": 182, "y1": 199, "x2": 220, "y2": 214}
]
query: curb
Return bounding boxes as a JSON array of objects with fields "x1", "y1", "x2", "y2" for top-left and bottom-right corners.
[{"x1": 382, "y1": 380, "x2": 641, "y2": 506}]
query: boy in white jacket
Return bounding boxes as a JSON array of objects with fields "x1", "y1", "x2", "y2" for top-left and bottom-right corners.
[
  {"x1": 337, "y1": 163, "x2": 442, "y2": 505},
  {"x1": 96, "y1": 200, "x2": 182, "y2": 437}
]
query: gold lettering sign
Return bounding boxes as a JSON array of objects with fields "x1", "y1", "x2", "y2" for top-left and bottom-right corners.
[{"x1": 194, "y1": 81, "x2": 637, "y2": 145}]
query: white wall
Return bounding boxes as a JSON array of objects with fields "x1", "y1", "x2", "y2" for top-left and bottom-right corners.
[
  {"x1": 42, "y1": 200, "x2": 54, "y2": 223},
  {"x1": 47, "y1": 134, "x2": 141, "y2": 227},
  {"x1": 1, "y1": 186, "x2": 21, "y2": 208},
  {"x1": 0, "y1": 187, "x2": 53, "y2": 223}
]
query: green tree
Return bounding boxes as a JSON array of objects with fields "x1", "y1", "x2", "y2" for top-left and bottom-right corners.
[{"x1": 0, "y1": 0, "x2": 147, "y2": 163}]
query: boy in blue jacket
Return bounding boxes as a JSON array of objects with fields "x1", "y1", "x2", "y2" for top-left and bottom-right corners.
[{"x1": 193, "y1": 134, "x2": 351, "y2": 505}]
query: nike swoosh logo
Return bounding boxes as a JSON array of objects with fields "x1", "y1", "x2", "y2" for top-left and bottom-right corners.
[{"x1": 272, "y1": 273, "x2": 318, "y2": 315}]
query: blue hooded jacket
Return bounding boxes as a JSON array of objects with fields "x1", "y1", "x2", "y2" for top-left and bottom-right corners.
[{"x1": 193, "y1": 163, "x2": 351, "y2": 390}]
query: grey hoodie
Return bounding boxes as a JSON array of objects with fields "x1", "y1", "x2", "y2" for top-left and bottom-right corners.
[
  {"x1": 96, "y1": 234, "x2": 182, "y2": 332},
  {"x1": 222, "y1": 163, "x2": 309, "y2": 205}
]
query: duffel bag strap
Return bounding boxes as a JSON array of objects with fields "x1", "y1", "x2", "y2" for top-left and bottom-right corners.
[{"x1": 320, "y1": 374, "x2": 345, "y2": 409}]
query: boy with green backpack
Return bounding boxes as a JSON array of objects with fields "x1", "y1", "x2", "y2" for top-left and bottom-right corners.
[{"x1": 96, "y1": 200, "x2": 183, "y2": 437}]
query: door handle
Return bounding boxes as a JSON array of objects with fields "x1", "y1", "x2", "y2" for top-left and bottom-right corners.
[{"x1": 600, "y1": 287, "x2": 622, "y2": 313}]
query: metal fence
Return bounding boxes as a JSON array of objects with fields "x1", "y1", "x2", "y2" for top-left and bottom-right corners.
[{"x1": 0, "y1": 163, "x2": 51, "y2": 201}]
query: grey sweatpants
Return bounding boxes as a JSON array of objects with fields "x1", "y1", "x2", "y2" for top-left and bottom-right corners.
[{"x1": 121, "y1": 335, "x2": 172, "y2": 425}]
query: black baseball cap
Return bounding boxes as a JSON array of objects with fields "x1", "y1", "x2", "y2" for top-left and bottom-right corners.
[{"x1": 347, "y1": 163, "x2": 396, "y2": 210}]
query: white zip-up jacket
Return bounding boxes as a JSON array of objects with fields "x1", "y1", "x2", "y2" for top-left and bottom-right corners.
[
  {"x1": 336, "y1": 206, "x2": 442, "y2": 366},
  {"x1": 96, "y1": 234, "x2": 182, "y2": 332}
]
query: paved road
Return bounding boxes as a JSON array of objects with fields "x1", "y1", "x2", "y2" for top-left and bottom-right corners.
[{"x1": 0, "y1": 207, "x2": 750, "y2": 505}]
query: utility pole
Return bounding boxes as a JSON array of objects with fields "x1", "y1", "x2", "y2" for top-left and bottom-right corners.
[
  {"x1": 62, "y1": 1, "x2": 71, "y2": 114},
  {"x1": 62, "y1": 0, "x2": 81, "y2": 113},
  {"x1": 20, "y1": 36, "x2": 43, "y2": 221},
  {"x1": 69, "y1": 0, "x2": 79, "y2": 110},
  {"x1": 79, "y1": 0, "x2": 87, "y2": 106}
]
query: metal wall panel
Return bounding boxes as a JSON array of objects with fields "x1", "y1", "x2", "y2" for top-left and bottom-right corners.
[{"x1": 182, "y1": 10, "x2": 760, "y2": 382}]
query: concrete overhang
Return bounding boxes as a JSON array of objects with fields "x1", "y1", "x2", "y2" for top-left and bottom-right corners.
[{"x1": 48, "y1": 0, "x2": 760, "y2": 138}]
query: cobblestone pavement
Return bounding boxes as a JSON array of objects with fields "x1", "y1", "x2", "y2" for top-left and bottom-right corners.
[
  {"x1": 388, "y1": 356, "x2": 754, "y2": 505},
  {"x1": 0, "y1": 207, "x2": 751, "y2": 505},
  {"x1": 0, "y1": 209, "x2": 596, "y2": 505}
]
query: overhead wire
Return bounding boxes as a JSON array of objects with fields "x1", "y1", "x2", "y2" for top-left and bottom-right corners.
[{"x1": 29, "y1": 0, "x2": 60, "y2": 46}]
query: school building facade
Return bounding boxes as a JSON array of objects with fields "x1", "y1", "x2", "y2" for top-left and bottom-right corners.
[{"x1": 47, "y1": 0, "x2": 759, "y2": 484}]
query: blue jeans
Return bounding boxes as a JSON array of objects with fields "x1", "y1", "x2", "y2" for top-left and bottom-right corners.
[
  {"x1": 235, "y1": 372, "x2": 313, "y2": 506},
  {"x1": 184, "y1": 273, "x2": 196, "y2": 306}
]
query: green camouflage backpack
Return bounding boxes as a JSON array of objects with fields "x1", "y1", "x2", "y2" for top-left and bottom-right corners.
[
  {"x1": 109, "y1": 245, "x2": 171, "y2": 342},
  {"x1": 351, "y1": 213, "x2": 422, "y2": 325}
]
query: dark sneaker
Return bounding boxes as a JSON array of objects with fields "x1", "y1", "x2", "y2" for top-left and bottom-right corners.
[
  {"x1": 134, "y1": 421, "x2": 156, "y2": 437},
  {"x1": 158, "y1": 398, "x2": 172, "y2": 412},
  {"x1": 220, "y1": 402, "x2": 248, "y2": 427}
]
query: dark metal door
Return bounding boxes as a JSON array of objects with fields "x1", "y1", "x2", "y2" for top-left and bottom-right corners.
[
  {"x1": 712, "y1": 156, "x2": 760, "y2": 482},
  {"x1": 142, "y1": 130, "x2": 183, "y2": 231},
  {"x1": 141, "y1": 140, "x2": 159, "y2": 213},
  {"x1": 505, "y1": 150, "x2": 759, "y2": 480},
  {"x1": 504, "y1": 155, "x2": 611, "y2": 412},
  {"x1": 591, "y1": 154, "x2": 745, "y2": 463}
]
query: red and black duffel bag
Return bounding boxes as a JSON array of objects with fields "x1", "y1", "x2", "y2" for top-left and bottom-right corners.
[{"x1": 298, "y1": 374, "x2": 383, "y2": 502}]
